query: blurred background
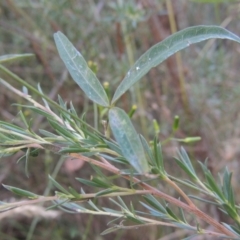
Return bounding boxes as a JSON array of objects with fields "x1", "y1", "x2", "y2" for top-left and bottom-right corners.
[{"x1": 0, "y1": 0, "x2": 240, "y2": 239}]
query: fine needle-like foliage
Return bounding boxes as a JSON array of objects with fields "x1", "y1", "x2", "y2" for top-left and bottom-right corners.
[{"x1": 1, "y1": 25, "x2": 240, "y2": 239}]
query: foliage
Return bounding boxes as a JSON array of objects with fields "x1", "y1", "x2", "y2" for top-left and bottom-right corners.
[{"x1": 0, "y1": 25, "x2": 240, "y2": 239}]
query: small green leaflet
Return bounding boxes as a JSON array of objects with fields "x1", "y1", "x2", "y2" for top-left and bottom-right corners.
[
  {"x1": 111, "y1": 25, "x2": 240, "y2": 103},
  {"x1": 108, "y1": 107, "x2": 149, "y2": 174},
  {"x1": 54, "y1": 32, "x2": 109, "y2": 107},
  {"x1": 0, "y1": 54, "x2": 34, "y2": 64}
]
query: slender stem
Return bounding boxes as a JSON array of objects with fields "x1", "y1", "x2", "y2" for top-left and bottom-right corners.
[
  {"x1": 0, "y1": 65, "x2": 105, "y2": 138},
  {"x1": 70, "y1": 153, "x2": 237, "y2": 238},
  {"x1": 120, "y1": 21, "x2": 148, "y2": 137},
  {"x1": 1, "y1": 152, "x2": 236, "y2": 237},
  {"x1": 166, "y1": 0, "x2": 190, "y2": 114},
  {"x1": 164, "y1": 176, "x2": 195, "y2": 207},
  {"x1": 0, "y1": 196, "x2": 58, "y2": 211},
  {"x1": 168, "y1": 175, "x2": 210, "y2": 195},
  {"x1": 0, "y1": 128, "x2": 43, "y2": 143},
  {"x1": 110, "y1": 221, "x2": 229, "y2": 238},
  {"x1": 94, "y1": 148, "x2": 120, "y2": 156},
  {"x1": 0, "y1": 77, "x2": 63, "y2": 124},
  {"x1": 0, "y1": 189, "x2": 152, "y2": 212},
  {"x1": 131, "y1": 180, "x2": 235, "y2": 237}
]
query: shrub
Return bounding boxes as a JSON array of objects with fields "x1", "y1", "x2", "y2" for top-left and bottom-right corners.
[{"x1": 1, "y1": 25, "x2": 240, "y2": 239}]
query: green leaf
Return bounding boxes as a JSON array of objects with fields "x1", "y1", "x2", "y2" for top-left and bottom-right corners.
[
  {"x1": 18, "y1": 111, "x2": 28, "y2": 128},
  {"x1": 176, "y1": 148, "x2": 197, "y2": 180},
  {"x1": 48, "y1": 119, "x2": 76, "y2": 142},
  {"x1": 143, "y1": 194, "x2": 166, "y2": 213},
  {"x1": 101, "y1": 226, "x2": 119, "y2": 235},
  {"x1": 174, "y1": 158, "x2": 197, "y2": 180},
  {"x1": 68, "y1": 187, "x2": 81, "y2": 199},
  {"x1": 222, "y1": 203, "x2": 238, "y2": 220},
  {"x1": 126, "y1": 215, "x2": 144, "y2": 224},
  {"x1": 21, "y1": 106, "x2": 54, "y2": 119},
  {"x1": 103, "y1": 139, "x2": 123, "y2": 155},
  {"x1": 198, "y1": 161, "x2": 226, "y2": 201},
  {"x1": 37, "y1": 84, "x2": 51, "y2": 109},
  {"x1": 139, "y1": 135, "x2": 155, "y2": 165},
  {"x1": 2, "y1": 184, "x2": 38, "y2": 198},
  {"x1": 166, "y1": 206, "x2": 179, "y2": 221},
  {"x1": 69, "y1": 102, "x2": 78, "y2": 117},
  {"x1": 189, "y1": 195, "x2": 219, "y2": 205},
  {"x1": 112, "y1": 26, "x2": 240, "y2": 103},
  {"x1": 0, "y1": 54, "x2": 34, "y2": 64},
  {"x1": 173, "y1": 223, "x2": 196, "y2": 232},
  {"x1": 117, "y1": 196, "x2": 129, "y2": 210},
  {"x1": 108, "y1": 107, "x2": 149, "y2": 173},
  {"x1": 140, "y1": 202, "x2": 166, "y2": 218},
  {"x1": 95, "y1": 188, "x2": 119, "y2": 197},
  {"x1": 109, "y1": 197, "x2": 129, "y2": 211},
  {"x1": 0, "y1": 121, "x2": 27, "y2": 135},
  {"x1": 38, "y1": 129, "x2": 60, "y2": 138},
  {"x1": 54, "y1": 32, "x2": 109, "y2": 107},
  {"x1": 206, "y1": 174, "x2": 223, "y2": 197},
  {"x1": 153, "y1": 137, "x2": 164, "y2": 172},
  {"x1": 24, "y1": 148, "x2": 30, "y2": 177},
  {"x1": 179, "y1": 207, "x2": 187, "y2": 224},
  {"x1": 76, "y1": 178, "x2": 101, "y2": 188},
  {"x1": 59, "y1": 201, "x2": 87, "y2": 212},
  {"x1": 58, "y1": 147, "x2": 90, "y2": 154},
  {"x1": 87, "y1": 199, "x2": 101, "y2": 211},
  {"x1": 48, "y1": 175, "x2": 70, "y2": 195},
  {"x1": 76, "y1": 177, "x2": 110, "y2": 188},
  {"x1": 222, "y1": 168, "x2": 235, "y2": 208},
  {"x1": 174, "y1": 137, "x2": 201, "y2": 143},
  {"x1": 92, "y1": 177, "x2": 112, "y2": 188},
  {"x1": 102, "y1": 207, "x2": 122, "y2": 215}
]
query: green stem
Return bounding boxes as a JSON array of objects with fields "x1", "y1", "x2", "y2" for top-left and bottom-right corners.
[
  {"x1": 164, "y1": 176, "x2": 194, "y2": 206},
  {"x1": 169, "y1": 175, "x2": 210, "y2": 195},
  {"x1": 166, "y1": 0, "x2": 190, "y2": 115},
  {"x1": 120, "y1": 21, "x2": 148, "y2": 137}
]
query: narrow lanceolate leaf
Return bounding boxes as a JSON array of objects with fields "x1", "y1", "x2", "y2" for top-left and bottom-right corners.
[
  {"x1": 108, "y1": 107, "x2": 149, "y2": 173},
  {"x1": 54, "y1": 32, "x2": 109, "y2": 107},
  {"x1": 0, "y1": 54, "x2": 34, "y2": 64},
  {"x1": 112, "y1": 25, "x2": 240, "y2": 103},
  {"x1": 2, "y1": 184, "x2": 38, "y2": 199}
]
